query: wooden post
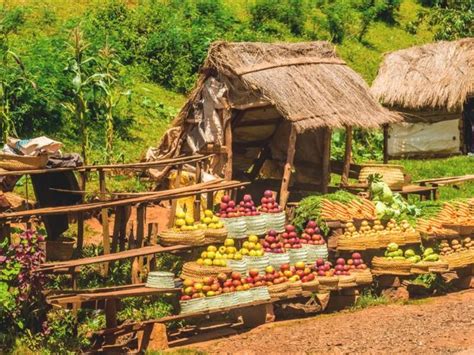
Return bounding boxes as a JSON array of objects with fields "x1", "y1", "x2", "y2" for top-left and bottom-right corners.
[
  {"x1": 223, "y1": 108, "x2": 233, "y2": 180},
  {"x1": 321, "y1": 128, "x2": 332, "y2": 194},
  {"x1": 383, "y1": 124, "x2": 389, "y2": 164},
  {"x1": 341, "y1": 126, "x2": 353, "y2": 187},
  {"x1": 99, "y1": 169, "x2": 110, "y2": 275},
  {"x1": 76, "y1": 170, "x2": 87, "y2": 254},
  {"x1": 194, "y1": 162, "x2": 202, "y2": 221},
  {"x1": 207, "y1": 191, "x2": 214, "y2": 211},
  {"x1": 133, "y1": 203, "x2": 146, "y2": 282},
  {"x1": 168, "y1": 166, "x2": 182, "y2": 228},
  {"x1": 279, "y1": 125, "x2": 297, "y2": 208}
]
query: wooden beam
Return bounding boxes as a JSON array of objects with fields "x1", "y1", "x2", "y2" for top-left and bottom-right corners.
[
  {"x1": 99, "y1": 169, "x2": 110, "y2": 276},
  {"x1": 321, "y1": 128, "x2": 332, "y2": 194},
  {"x1": 248, "y1": 145, "x2": 271, "y2": 181},
  {"x1": 194, "y1": 162, "x2": 202, "y2": 221},
  {"x1": 279, "y1": 125, "x2": 297, "y2": 208},
  {"x1": 224, "y1": 108, "x2": 233, "y2": 180},
  {"x1": 76, "y1": 170, "x2": 87, "y2": 254},
  {"x1": 168, "y1": 166, "x2": 182, "y2": 228},
  {"x1": 383, "y1": 124, "x2": 389, "y2": 164},
  {"x1": 341, "y1": 126, "x2": 353, "y2": 186}
]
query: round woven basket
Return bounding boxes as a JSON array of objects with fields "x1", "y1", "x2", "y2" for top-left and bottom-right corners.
[
  {"x1": 352, "y1": 269, "x2": 373, "y2": 285},
  {"x1": 301, "y1": 279, "x2": 319, "y2": 292},
  {"x1": 359, "y1": 164, "x2": 405, "y2": 189},
  {"x1": 250, "y1": 286, "x2": 271, "y2": 301},
  {"x1": 236, "y1": 290, "x2": 254, "y2": 304},
  {"x1": 263, "y1": 212, "x2": 286, "y2": 233},
  {"x1": 46, "y1": 237, "x2": 75, "y2": 261},
  {"x1": 288, "y1": 248, "x2": 308, "y2": 265},
  {"x1": 204, "y1": 228, "x2": 228, "y2": 244},
  {"x1": 159, "y1": 229, "x2": 206, "y2": 246},
  {"x1": 304, "y1": 244, "x2": 328, "y2": 263},
  {"x1": 226, "y1": 259, "x2": 248, "y2": 275},
  {"x1": 222, "y1": 217, "x2": 248, "y2": 239},
  {"x1": 268, "y1": 282, "x2": 289, "y2": 295},
  {"x1": 205, "y1": 295, "x2": 225, "y2": 310},
  {"x1": 317, "y1": 276, "x2": 339, "y2": 291},
  {"x1": 246, "y1": 215, "x2": 268, "y2": 236},
  {"x1": 180, "y1": 262, "x2": 232, "y2": 281},
  {"x1": 337, "y1": 237, "x2": 368, "y2": 251},
  {"x1": 443, "y1": 251, "x2": 473, "y2": 269},
  {"x1": 180, "y1": 298, "x2": 207, "y2": 314},
  {"x1": 267, "y1": 252, "x2": 290, "y2": 268},
  {"x1": 403, "y1": 231, "x2": 421, "y2": 244},
  {"x1": 244, "y1": 255, "x2": 270, "y2": 275},
  {"x1": 371, "y1": 257, "x2": 413, "y2": 276},
  {"x1": 337, "y1": 275, "x2": 357, "y2": 289},
  {"x1": 0, "y1": 153, "x2": 49, "y2": 171},
  {"x1": 287, "y1": 280, "x2": 303, "y2": 295},
  {"x1": 146, "y1": 271, "x2": 175, "y2": 289}
]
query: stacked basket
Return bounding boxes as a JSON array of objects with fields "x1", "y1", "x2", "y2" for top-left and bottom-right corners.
[
  {"x1": 236, "y1": 289, "x2": 254, "y2": 304},
  {"x1": 288, "y1": 248, "x2": 308, "y2": 265},
  {"x1": 304, "y1": 244, "x2": 328, "y2": 263},
  {"x1": 244, "y1": 255, "x2": 270, "y2": 275},
  {"x1": 204, "y1": 227, "x2": 228, "y2": 244},
  {"x1": 145, "y1": 271, "x2": 175, "y2": 289},
  {"x1": 181, "y1": 262, "x2": 232, "y2": 282},
  {"x1": 222, "y1": 217, "x2": 248, "y2": 239},
  {"x1": 267, "y1": 252, "x2": 290, "y2": 269},
  {"x1": 206, "y1": 295, "x2": 225, "y2": 310},
  {"x1": 371, "y1": 257, "x2": 413, "y2": 276},
  {"x1": 159, "y1": 229, "x2": 206, "y2": 246},
  {"x1": 246, "y1": 215, "x2": 268, "y2": 236},
  {"x1": 250, "y1": 286, "x2": 271, "y2": 301},
  {"x1": 337, "y1": 275, "x2": 357, "y2": 289},
  {"x1": 226, "y1": 259, "x2": 248, "y2": 275},
  {"x1": 221, "y1": 292, "x2": 240, "y2": 307},
  {"x1": 264, "y1": 211, "x2": 286, "y2": 233},
  {"x1": 317, "y1": 276, "x2": 339, "y2": 292},
  {"x1": 180, "y1": 298, "x2": 207, "y2": 314}
]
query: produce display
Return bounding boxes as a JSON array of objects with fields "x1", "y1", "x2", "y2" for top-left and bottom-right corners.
[
  {"x1": 180, "y1": 272, "x2": 252, "y2": 300},
  {"x1": 261, "y1": 229, "x2": 285, "y2": 253},
  {"x1": 173, "y1": 211, "x2": 200, "y2": 231},
  {"x1": 439, "y1": 237, "x2": 474, "y2": 256},
  {"x1": 217, "y1": 195, "x2": 242, "y2": 218},
  {"x1": 259, "y1": 190, "x2": 283, "y2": 213},
  {"x1": 241, "y1": 235, "x2": 265, "y2": 257},
  {"x1": 369, "y1": 174, "x2": 419, "y2": 221},
  {"x1": 238, "y1": 194, "x2": 260, "y2": 216},
  {"x1": 281, "y1": 224, "x2": 302, "y2": 249},
  {"x1": 200, "y1": 209, "x2": 225, "y2": 229},
  {"x1": 300, "y1": 220, "x2": 325, "y2": 245},
  {"x1": 417, "y1": 219, "x2": 461, "y2": 238},
  {"x1": 197, "y1": 245, "x2": 231, "y2": 266},
  {"x1": 321, "y1": 198, "x2": 375, "y2": 222}
]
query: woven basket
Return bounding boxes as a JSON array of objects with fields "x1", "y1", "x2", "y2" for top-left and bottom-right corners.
[
  {"x1": 267, "y1": 252, "x2": 290, "y2": 269},
  {"x1": 246, "y1": 215, "x2": 268, "y2": 236},
  {"x1": 303, "y1": 244, "x2": 328, "y2": 263},
  {"x1": 205, "y1": 295, "x2": 225, "y2": 310},
  {"x1": 263, "y1": 211, "x2": 286, "y2": 233},
  {"x1": 226, "y1": 259, "x2": 248, "y2": 275},
  {"x1": 352, "y1": 269, "x2": 373, "y2": 285},
  {"x1": 46, "y1": 238, "x2": 75, "y2": 261},
  {"x1": 159, "y1": 229, "x2": 206, "y2": 246},
  {"x1": 288, "y1": 248, "x2": 308, "y2": 265},
  {"x1": 181, "y1": 262, "x2": 232, "y2": 281},
  {"x1": 180, "y1": 298, "x2": 208, "y2": 314},
  {"x1": 220, "y1": 292, "x2": 240, "y2": 307},
  {"x1": 268, "y1": 282, "x2": 289, "y2": 294},
  {"x1": 204, "y1": 228, "x2": 228, "y2": 244},
  {"x1": 338, "y1": 275, "x2": 357, "y2": 289},
  {"x1": 403, "y1": 231, "x2": 421, "y2": 244},
  {"x1": 371, "y1": 257, "x2": 413, "y2": 276},
  {"x1": 443, "y1": 223, "x2": 474, "y2": 236},
  {"x1": 443, "y1": 251, "x2": 473, "y2": 269},
  {"x1": 359, "y1": 164, "x2": 405, "y2": 189},
  {"x1": 222, "y1": 217, "x2": 248, "y2": 239},
  {"x1": 337, "y1": 237, "x2": 368, "y2": 251},
  {"x1": 244, "y1": 255, "x2": 270, "y2": 275},
  {"x1": 236, "y1": 290, "x2": 254, "y2": 304},
  {"x1": 146, "y1": 271, "x2": 175, "y2": 289},
  {"x1": 379, "y1": 232, "x2": 405, "y2": 247},
  {"x1": 287, "y1": 281, "x2": 303, "y2": 295},
  {"x1": 301, "y1": 279, "x2": 319, "y2": 292},
  {"x1": 0, "y1": 153, "x2": 49, "y2": 171},
  {"x1": 250, "y1": 286, "x2": 271, "y2": 301},
  {"x1": 316, "y1": 276, "x2": 339, "y2": 291}
]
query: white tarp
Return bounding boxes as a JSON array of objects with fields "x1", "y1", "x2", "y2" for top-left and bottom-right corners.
[{"x1": 388, "y1": 119, "x2": 461, "y2": 157}]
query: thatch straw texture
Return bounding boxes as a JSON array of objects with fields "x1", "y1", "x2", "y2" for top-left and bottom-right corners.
[
  {"x1": 174, "y1": 41, "x2": 400, "y2": 132},
  {"x1": 371, "y1": 38, "x2": 474, "y2": 112}
]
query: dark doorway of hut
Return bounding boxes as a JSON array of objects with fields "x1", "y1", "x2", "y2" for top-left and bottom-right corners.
[{"x1": 463, "y1": 98, "x2": 474, "y2": 154}]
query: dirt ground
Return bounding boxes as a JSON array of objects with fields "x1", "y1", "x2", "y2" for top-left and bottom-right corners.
[{"x1": 185, "y1": 290, "x2": 474, "y2": 355}]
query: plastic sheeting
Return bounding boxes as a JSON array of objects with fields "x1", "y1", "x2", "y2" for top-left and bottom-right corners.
[{"x1": 388, "y1": 119, "x2": 461, "y2": 157}]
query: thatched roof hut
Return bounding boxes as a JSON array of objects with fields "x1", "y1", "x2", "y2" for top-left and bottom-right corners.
[
  {"x1": 371, "y1": 38, "x2": 474, "y2": 158},
  {"x1": 149, "y1": 41, "x2": 400, "y2": 206}
]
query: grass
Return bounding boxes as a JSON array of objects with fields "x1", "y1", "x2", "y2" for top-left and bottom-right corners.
[{"x1": 351, "y1": 290, "x2": 390, "y2": 310}]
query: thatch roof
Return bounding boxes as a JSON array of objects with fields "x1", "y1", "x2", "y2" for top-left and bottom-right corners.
[
  {"x1": 175, "y1": 41, "x2": 400, "y2": 132},
  {"x1": 371, "y1": 38, "x2": 474, "y2": 112}
]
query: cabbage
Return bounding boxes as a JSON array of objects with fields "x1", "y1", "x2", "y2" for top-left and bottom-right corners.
[
  {"x1": 382, "y1": 185, "x2": 393, "y2": 204},
  {"x1": 375, "y1": 201, "x2": 387, "y2": 216},
  {"x1": 371, "y1": 181, "x2": 385, "y2": 196}
]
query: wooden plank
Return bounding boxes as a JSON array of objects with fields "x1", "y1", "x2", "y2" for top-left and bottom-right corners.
[
  {"x1": 76, "y1": 170, "x2": 87, "y2": 253},
  {"x1": 168, "y1": 166, "x2": 183, "y2": 228},
  {"x1": 279, "y1": 125, "x2": 297, "y2": 208},
  {"x1": 39, "y1": 244, "x2": 192, "y2": 272},
  {"x1": 0, "y1": 180, "x2": 248, "y2": 221},
  {"x1": 80, "y1": 286, "x2": 180, "y2": 301},
  {"x1": 341, "y1": 126, "x2": 352, "y2": 186},
  {"x1": 321, "y1": 128, "x2": 332, "y2": 194},
  {"x1": 134, "y1": 204, "x2": 146, "y2": 283}
]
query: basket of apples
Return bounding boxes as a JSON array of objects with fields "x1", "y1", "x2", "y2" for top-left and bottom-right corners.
[
  {"x1": 300, "y1": 220, "x2": 328, "y2": 262},
  {"x1": 261, "y1": 229, "x2": 291, "y2": 268},
  {"x1": 281, "y1": 225, "x2": 308, "y2": 265},
  {"x1": 239, "y1": 194, "x2": 267, "y2": 235},
  {"x1": 259, "y1": 190, "x2": 286, "y2": 232},
  {"x1": 160, "y1": 211, "x2": 206, "y2": 246},
  {"x1": 263, "y1": 265, "x2": 290, "y2": 294},
  {"x1": 312, "y1": 259, "x2": 339, "y2": 290},
  {"x1": 217, "y1": 195, "x2": 248, "y2": 239},
  {"x1": 180, "y1": 279, "x2": 209, "y2": 314},
  {"x1": 347, "y1": 253, "x2": 372, "y2": 285},
  {"x1": 333, "y1": 258, "x2": 358, "y2": 289},
  {"x1": 245, "y1": 269, "x2": 271, "y2": 301}
]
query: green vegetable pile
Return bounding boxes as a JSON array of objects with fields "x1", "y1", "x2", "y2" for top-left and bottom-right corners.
[
  {"x1": 368, "y1": 174, "x2": 420, "y2": 222},
  {"x1": 384, "y1": 243, "x2": 440, "y2": 263}
]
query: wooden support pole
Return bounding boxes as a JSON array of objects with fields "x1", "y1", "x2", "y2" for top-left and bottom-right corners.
[
  {"x1": 341, "y1": 126, "x2": 353, "y2": 187},
  {"x1": 76, "y1": 170, "x2": 87, "y2": 254},
  {"x1": 383, "y1": 124, "x2": 389, "y2": 164},
  {"x1": 99, "y1": 169, "x2": 110, "y2": 275},
  {"x1": 321, "y1": 128, "x2": 332, "y2": 194},
  {"x1": 223, "y1": 108, "x2": 233, "y2": 181},
  {"x1": 194, "y1": 162, "x2": 202, "y2": 221},
  {"x1": 279, "y1": 125, "x2": 297, "y2": 208},
  {"x1": 207, "y1": 191, "x2": 214, "y2": 211},
  {"x1": 134, "y1": 204, "x2": 146, "y2": 282},
  {"x1": 168, "y1": 166, "x2": 182, "y2": 228}
]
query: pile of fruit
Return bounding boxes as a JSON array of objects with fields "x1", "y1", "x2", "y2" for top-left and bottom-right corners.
[
  {"x1": 200, "y1": 209, "x2": 224, "y2": 229},
  {"x1": 383, "y1": 243, "x2": 440, "y2": 262},
  {"x1": 173, "y1": 211, "x2": 200, "y2": 231},
  {"x1": 343, "y1": 219, "x2": 415, "y2": 239},
  {"x1": 300, "y1": 220, "x2": 325, "y2": 245},
  {"x1": 241, "y1": 235, "x2": 265, "y2": 257},
  {"x1": 217, "y1": 195, "x2": 242, "y2": 218},
  {"x1": 439, "y1": 237, "x2": 474, "y2": 256},
  {"x1": 280, "y1": 224, "x2": 302, "y2": 249},
  {"x1": 180, "y1": 272, "x2": 251, "y2": 300},
  {"x1": 196, "y1": 245, "x2": 230, "y2": 266},
  {"x1": 312, "y1": 259, "x2": 335, "y2": 277},
  {"x1": 345, "y1": 253, "x2": 368, "y2": 271},
  {"x1": 259, "y1": 190, "x2": 282, "y2": 213},
  {"x1": 261, "y1": 229, "x2": 285, "y2": 253},
  {"x1": 277, "y1": 262, "x2": 314, "y2": 283},
  {"x1": 237, "y1": 194, "x2": 260, "y2": 216}
]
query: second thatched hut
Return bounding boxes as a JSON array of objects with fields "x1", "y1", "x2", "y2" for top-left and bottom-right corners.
[
  {"x1": 371, "y1": 38, "x2": 474, "y2": 159},
  {"x1": 149, "y1": 41, "x2": 399, "y2": 206}
]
